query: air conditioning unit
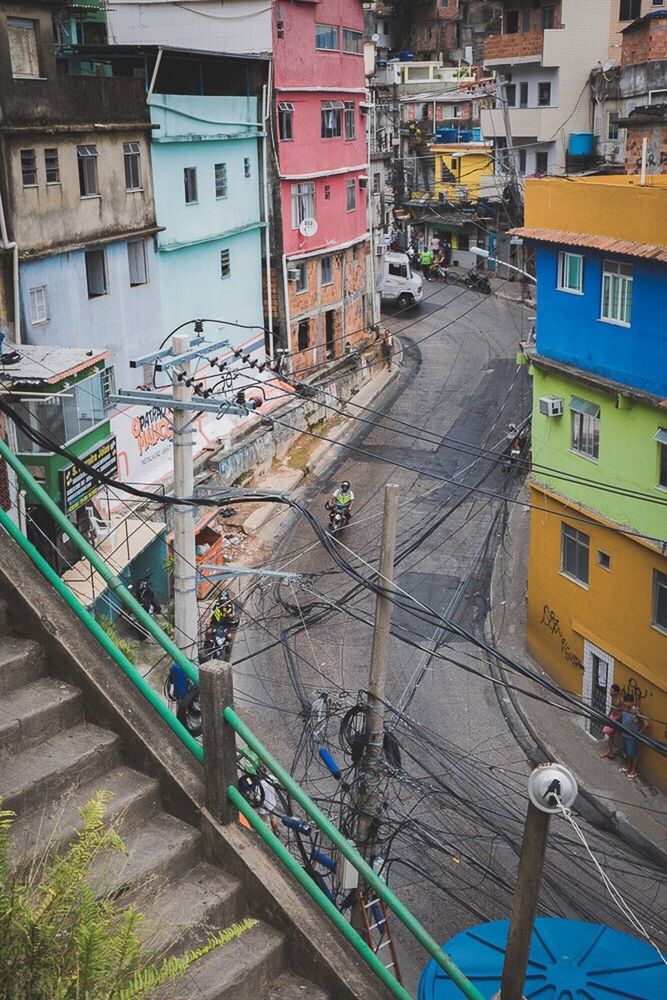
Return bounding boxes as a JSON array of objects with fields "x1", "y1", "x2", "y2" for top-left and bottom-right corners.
[
  {"x1": 287, "y1": 268, "x2": 300, "y2": 281},
  {"x1": 539, "y1": 396, "x2": 564, "y2": 418},
  {"x1": 358, "y1": 175, "x2": 368, "y2": 189},
  {"x1": 375, "y1": 243, "x2": 384, "y2": 256}
]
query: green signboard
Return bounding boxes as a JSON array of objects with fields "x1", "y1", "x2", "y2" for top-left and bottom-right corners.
[{"x1": 60, "y1": 436, "x2": 117, "y2": 515}]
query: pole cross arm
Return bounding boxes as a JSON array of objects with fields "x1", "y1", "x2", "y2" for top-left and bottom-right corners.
[
  {"x1": 199, "y1": 565, "x2": 302, "y2": 581},
  {"x1": 128, "y1": 336, "x2": 207, "y2": 368},
  {"x1": 109, "y1": 392, "x2": 252, "y2": 418},
  {"x1": 154, "y1": 337, "x2": 232, "y2": 371}
]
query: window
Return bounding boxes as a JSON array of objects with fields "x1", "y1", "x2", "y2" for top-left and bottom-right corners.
[
  {"x1": 85, "y1": 248, "x2": 107, "y2": 298},
  {"x1": 344, "y1": 101, "x2": 356, "y2": 140},
  {"x1": 278, "y1": 102, "x2": 294, "y2": 141},
  {"x1": 215, "y1": 162, "x2": 228, "y2": 198},
  {"x1": 535, "y1": 151, "x2": 548, "y2": 174},
  {"x1": 561, "y1": 523, "x2": 590, "y2": 586},
  {"x1": 542, "y1": 6, "x2": 554, "y2": 29},
  {"x1": 558, "y1": 252, "x2": 583, "y2": 293},
  {"x1": 518, "y1": 148, "x2": 526, "y2": 174},
  {"x1": 452, "y1": 105, "x2": 461, "y2": 119},
  {"x1": 321, "y1": 256, "x2": 333, "y2": 285},
  {"x1": 655, "y1": 428, "x2": 667, "y2": 488},
  {"x1": 373, "y1": 172, "x2": 381, "y2": 194},
  {"x1": 570, "y1": 397, "x2": 600, "y2": 460},
  {"x1": 127, "y1": 240, "x2": 148, "y2": 287},
  {"x1": 521, "y1": 9, "x2": 531, "y2": 30},
  {"x1": 321, "y1": 101, "x2": 344, "y2": 139},
  {"x1": 316, "y1": 24, "x2": 339, "y2": 50},
  {"x1": 290, "y1": 181, "x2": 315, "y2": 228},
  {"x1": 619, "y1": 0, "x2": 640, "y2": 19},
  {"x1": 14, "y1": 371, "x2": 108, "y2": 455},
  {"x1": 44, "y1": 148, "x2": 59, "y2": 184},
  {"x1": 653, "y1": 569, "x2": 667, "y2": 632},
  {"x1": 597, "y1": 550, "x2": 611, "y2": 571},
  {"x1": 29, "y1": 286, "x2": 48, "y2": 325},
  {"x1": 324, "y1": 184, "x2": 331, "y2": 200},
  {"x1": 505, "y1": 83, "x2": 516, "y2": 107},
  {"x1": 297, "y1": 320, "x2": 310, "y2": 350},
  {"x1": 77, "y1": 145, "x2": 99, "y2": 197},
  {"x1": 519, "y1": 82, "x2": 528, "y2": 108},
  {"x1": 184, "y1": 166, "x2": 198, "y2": 204},
  {"x1": 244, "y1": 157, "x2": 251, "y2": 178},
  {"x1": 123, "y1": 141, "x2": 141, "y2": 191},
  {"x1": 505, "y1": 10, "x2": 519, "y2": 33},
  {"x1": 388, "y1": 261, "x2": 408, "y2": 279},
  {"x1": 538, "y1": 82, "x2": 552, "y2": 106},
  {"x1": 346, "y1": 178, "x2": 356, "y2": 212},
  {"x1": 8, "y1": 17, "x2": 40, "y2": 78},
  {"x1": 295, "y1": 263, "x2": 308, "y2": 293},
  {"x1": 343, "y1": 28, "x2": 363, "y2": 54},
  {"x1": 458, "y1": 233, "x2": 470, "y2": 251},
  {"x1": 20, "y1": 149, "x2": 37, "y2": 187},
  {"x1": 601, "y1": 260, "x2": 633, "y2": 325},
  {"x1": 220, "y1": 248, "x2": 231, "y2": 278},
  {"x1": 607, "y1": 111, "x2": 619, "y2": 141}
]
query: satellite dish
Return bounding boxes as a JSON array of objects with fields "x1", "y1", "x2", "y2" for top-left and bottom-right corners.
[
  {"x1": 299, "y1": 217, "x2": 318, "y2": 238},
  {"x1": 602, "y1": 60, "x2": 614, "y2": 72}
]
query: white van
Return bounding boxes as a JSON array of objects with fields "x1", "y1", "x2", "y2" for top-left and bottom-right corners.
[{"x1": 380, "y1": 252, "x2": 423, "y2": 308}]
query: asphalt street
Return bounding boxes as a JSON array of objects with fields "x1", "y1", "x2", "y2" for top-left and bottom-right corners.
[{"x1": 230, "y1": 281, "x2": 667, "y2": 993}]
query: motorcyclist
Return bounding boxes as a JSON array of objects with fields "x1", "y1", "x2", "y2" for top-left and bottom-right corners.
[
  {"x1": 210, "y1": 595, "x2": 239, "y2": 630},
  {"x1": 326, "y1": 480, "x2": 354, "y2": 521}
]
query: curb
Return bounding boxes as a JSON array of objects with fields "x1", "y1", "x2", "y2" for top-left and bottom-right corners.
[{"x1": 484, "y1": 504, "x2": 667, "y2": 871}]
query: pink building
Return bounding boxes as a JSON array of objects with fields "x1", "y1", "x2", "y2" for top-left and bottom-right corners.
[{"x1": 270, "y1": 0, "x2": 373, "y2": 375}]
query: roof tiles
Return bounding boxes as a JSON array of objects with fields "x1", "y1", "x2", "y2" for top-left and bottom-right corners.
[{"x1": 509, "y1": 227, "x2": 667, "y2": 263}]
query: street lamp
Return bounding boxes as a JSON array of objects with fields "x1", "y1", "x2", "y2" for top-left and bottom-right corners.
[{"x1": 471, "y1": 246, "x2": 537, "y2": 284}]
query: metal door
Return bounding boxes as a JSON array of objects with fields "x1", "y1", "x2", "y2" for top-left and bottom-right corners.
[{"x1": 589, "y1": 653, "x2": 609, "y2": 738}]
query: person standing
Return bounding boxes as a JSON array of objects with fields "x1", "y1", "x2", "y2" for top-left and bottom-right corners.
[
  {"x1": 599, "y1": 683, "x2": 622, "y2": 759},
  {"x1": 420, "y1": 246, "x2": 434, "y2": 281},
  {"x1": 618, "y1": 692, "x2": 647, "y2": 779},
  {"x1": 381, "y1": 329, "x2": 393, "y2": 370}
]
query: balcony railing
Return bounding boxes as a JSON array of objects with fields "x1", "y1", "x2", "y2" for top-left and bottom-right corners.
[{"x1": 484, "y1": 30, "x2": 544, "y2": 64}]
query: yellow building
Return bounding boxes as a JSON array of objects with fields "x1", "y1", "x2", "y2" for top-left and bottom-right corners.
[{"x1": 431, "y1": 142, "x2": 493, "y2": 202}]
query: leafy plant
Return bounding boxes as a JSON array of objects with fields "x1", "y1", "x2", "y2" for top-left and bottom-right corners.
[
  {"x1": 96, "y1": 614, "x2": 137, "y2": 666},
  {"x1": 0, "y1": 792, "x2": 257, "y2": 999}
]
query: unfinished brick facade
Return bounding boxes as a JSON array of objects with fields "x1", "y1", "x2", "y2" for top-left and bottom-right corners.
[
  {"x1": 484, "y1": 0, "x2": 562, "y2": 62},
  {"x1": 621, "y1": 14, "x2": 667, "y2": 65},
  {"x1": 624, "y1": 121, "x2": 667, "y2": 174},
  {"x1": 407, "y1": 2, "x2": 460, "y2": 60}
]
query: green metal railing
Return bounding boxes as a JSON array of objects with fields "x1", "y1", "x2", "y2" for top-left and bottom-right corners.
[{"x1": 0, "y1": 438, "x2": 485, "y2": 1000}]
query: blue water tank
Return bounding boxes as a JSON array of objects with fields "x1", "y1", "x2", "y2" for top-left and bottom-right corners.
[
  {"x1": 472, "y1": 127, "x2": 482, "y2": 142},
  {"x1": 418, "y1": 917, "x2": 667, "y2": 999},
  {"x1": 568, "y1": 131, "x2": 594, "y2": 156},
  {"x1": 437, "y1": 127, "x2": 459, "y2": 143},
  {"x1": 399, "y1": 50, "x2": 414, "y2": 61}
]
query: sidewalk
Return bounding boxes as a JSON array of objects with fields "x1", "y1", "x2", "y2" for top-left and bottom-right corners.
[
  {"x1": 490, "y1": 274, "x2": 536, "y2": 308},
  {"x1": 486, "y1": 492, "x2": 667, "y2": 870}
]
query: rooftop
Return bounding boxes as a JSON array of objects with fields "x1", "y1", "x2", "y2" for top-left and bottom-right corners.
[
  {"x1": 621, "y1": 9, "x2": 667, "y2": 32},
  {"x1": 0, "y1": 346, "x2": 109, "y2": 386}
]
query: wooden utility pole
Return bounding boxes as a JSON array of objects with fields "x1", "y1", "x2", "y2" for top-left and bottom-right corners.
[
  {"x1": 499, "y1": 801, "x2": 551, "y2": 1000},
  {"x1": 353, "y1": 483, "x2": 399, "y2": 926}
]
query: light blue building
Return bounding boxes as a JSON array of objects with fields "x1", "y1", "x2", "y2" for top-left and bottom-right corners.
[{"x1": 149, "y1": 93, "x2": 266, "y2": 343}]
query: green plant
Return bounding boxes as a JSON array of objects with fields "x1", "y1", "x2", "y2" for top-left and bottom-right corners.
[
  {"x1": 96, "y1": 615, "x2": 136, "y2": 666},
  {"x1": 0, "y1": 792, "x2": 257, "y2": 999},
  {"x1": 164, "y1": 553, "x2": 174, "y2": 576}
]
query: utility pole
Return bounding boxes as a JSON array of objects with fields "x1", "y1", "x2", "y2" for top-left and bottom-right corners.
[
  {"x1": 172, "y1": 331, "x2": 198, "y2": 661},
  {"x1": 353, "y1": 483, "x2": 399, "y2": 926},
  {"x1": 497, "y1": 764, "x2": 578, "y2": 1000}
]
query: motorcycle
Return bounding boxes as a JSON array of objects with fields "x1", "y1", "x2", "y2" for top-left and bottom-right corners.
[
  {"x1": 201, "y1": 621, "x2": 234, "y2": 661},
  {"x1": 464, "y1": 270, "x2": 491, "y2": 295},
  {"x1": 327, "y1": 500, "x2": 349, "y2": 533},
  {"x1": 126, "y1": 574, "x2": 161, "y2": 640},
  {"x1": 165, "y1": 662, "x2": 202, "y2": 737}
]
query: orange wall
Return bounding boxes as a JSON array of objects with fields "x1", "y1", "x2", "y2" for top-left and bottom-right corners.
[{"x1": 526, "y1": 484, "x2": 667, "y2": 791}]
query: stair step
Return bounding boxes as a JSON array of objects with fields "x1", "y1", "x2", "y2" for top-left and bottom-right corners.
[
  {"x1": 139, "y1": 862, "x2": 244, "y2": 955},
  {"x1": 90, "y1": 811, "x2": 201, "y2": 905},
  {"x1": 9, "y1": 765, "x2": 161, "y2": 870},
  {"x1": 0, "y1": 722, "x2": 120, "y2": 816},
  {"x1": 0, "y1": 676, "x2": 82, "y2": 752},
  {"x1": 266, "y1": 972, "x2": 332, "y2": 999},
  {"x1": 157, "y1": 920, "x2": 286, "y2": 1000},
  {"x1": 0, "y1": 636, "x2": 44, "y2": 694}
]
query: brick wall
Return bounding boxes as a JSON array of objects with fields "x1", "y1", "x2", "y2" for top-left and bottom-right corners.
[
  {"x1": 624, "y1": 122, "x2": 667, "y2": 174},
  {"x1": 484, "y1": 30, "x2": 544, "y2": 62},
  {"x1": 622, "y1": 22, "x2": 667, "y2": 65}
]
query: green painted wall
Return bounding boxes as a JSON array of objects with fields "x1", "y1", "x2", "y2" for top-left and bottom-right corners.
[{"x1": 530, "y1": 366, "x2": 667, "y2": 541}]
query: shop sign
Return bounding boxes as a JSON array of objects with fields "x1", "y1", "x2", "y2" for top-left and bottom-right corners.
[{"x1": 60, "y1": 436, "x2": 117, "y2": 514}]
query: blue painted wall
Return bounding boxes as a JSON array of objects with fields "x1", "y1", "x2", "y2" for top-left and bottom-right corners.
[
  {"x1": 149, "y1": 94, "x2": 266, "y2": 338},
  {"x1": 535, "y1": 246, "x2": 667, "y2": 397},
  {"x1": 20, "y1": 239, "x2": 163, "y2": 383}
]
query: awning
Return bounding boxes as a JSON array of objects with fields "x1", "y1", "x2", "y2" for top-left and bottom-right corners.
[
  {"x1": 654, "y1": 427, "x2": 667, "y2": 445},
  {"x1": 569, "y1": 396, "x2": 600, "y2": 417}
]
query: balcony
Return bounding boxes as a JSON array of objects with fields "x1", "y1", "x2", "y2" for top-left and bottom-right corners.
[
  {"x1": 0, "y1": 73, "x2": 149, "y2": 129},
  {"x1": 484, "y1": 30, "x2": 544, "y2": 66}
]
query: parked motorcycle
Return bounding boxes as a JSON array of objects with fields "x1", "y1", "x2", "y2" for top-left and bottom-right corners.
[
  {"x1": 125, "y1": 573, "x2": 161, "y2": 640},
  {"x1": 165, "y1": 662, "x2": 202, "y2": 737},
  {"x1": 464, "y1": 269, "x2": 491, "y2": 295}
]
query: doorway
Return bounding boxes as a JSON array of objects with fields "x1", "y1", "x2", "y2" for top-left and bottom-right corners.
[
  {"x1": 325, "y1": 310, "x2": 335, "y2": 359},
  {"x1": 583, "y1": 640, "x2": 614, "y2": 739}
]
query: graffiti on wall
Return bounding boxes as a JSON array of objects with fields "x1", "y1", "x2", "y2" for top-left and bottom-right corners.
[{"x1": 540, "y1": 604, "x2": 584, "y2": 671}]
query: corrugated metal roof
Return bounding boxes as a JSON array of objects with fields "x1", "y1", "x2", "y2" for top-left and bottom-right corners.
[
  {"x1": 0, "y1": 345, "x2": 109, "y2": 386},
  {"x1": 509, "y1": 226, "x2": 667, "y2": 262}
]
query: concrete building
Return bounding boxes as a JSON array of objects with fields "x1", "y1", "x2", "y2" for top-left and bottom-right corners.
[
  {"x1": 591, "y1": 8, "x2": 667, "y2": 171},
  {"x1": 515, "y1": 176, "x2": 667, "y2": 791},
  {"x1": 481, "y1": 0, "x2": 616, "y2": 178},
  {"x1": 0, "y1": 1, "x2": 163, "y2": 379}
]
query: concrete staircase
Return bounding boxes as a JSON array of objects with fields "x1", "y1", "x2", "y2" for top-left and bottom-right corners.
[{"x1": 0, "y1": 596, "x2": 333, "y2": 1000}]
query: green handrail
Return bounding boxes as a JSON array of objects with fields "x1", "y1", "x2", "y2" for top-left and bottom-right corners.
[
  {"x1": 228, "y1": 786, "x2": 412, "y2": 1000},
  {"x1": 224, "y1": 707, "x2": 486, "y2": 1000},
  {"x1": 0, "y1": 438, "x2": 484, "y2": 1000},
  {"x1": 0, "y1": 504, "x2": 203, "y2": 761},
  {"x1": 0, "y1": 436, "x2": 199, "y2": 686}
]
